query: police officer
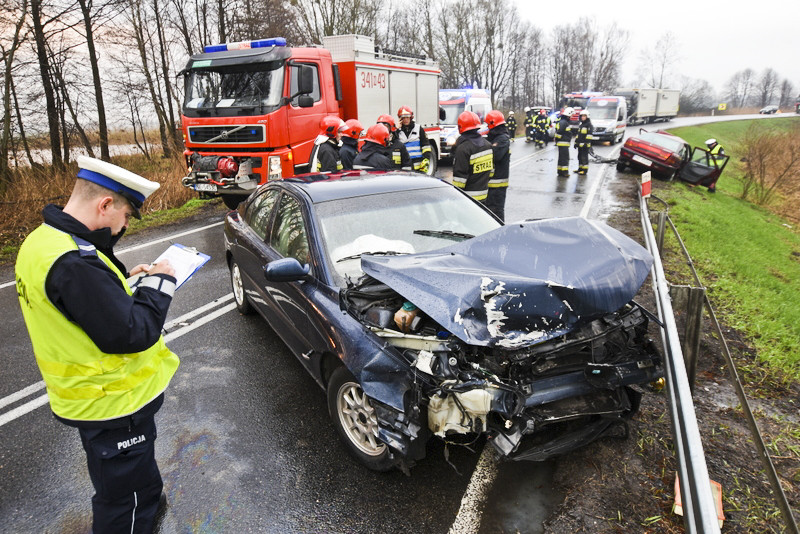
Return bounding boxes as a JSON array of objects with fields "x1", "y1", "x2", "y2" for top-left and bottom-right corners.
[
  {"x1": 534, "y1": 109, "x2": 551, "y2": 148},
  {"x1": 397, "y1": 106, "x2": 432, "y2": 173},
  {"x1": 574, "y1": 110, "x2": 594, "y2": 175},
  {"x1": 506, "y1": 111, "x2": 517, "y2": 142},
  {"x1": 315, "y1": 116, "x2": 344, "y2": 172},
  {"x1": 377, "y1": 114, "x2": 411, "y2": 170},
  {"x1": 485, "y1": 110, "x2": 510, "y2": 221},
  {"x1": 524, "y1": 106, "x2": 535, "y2": 142},
  {"x1": 339, "y1": 119, "x2": 363, "y2": 170},
  {"x1": 353, "y1": 124, "x2": 394, "y2": 170},
  {"x1": 705, "y1": 138, "x2": 726, "y2": 193},
  {"x1": 452, "y1": 111, "x2": 493, "y2": 203},
  {"x1": 15, "y1": 156, "x2": 179, "y2": 533},
  {"x1": 555, "y1": 107, "x2": 574, "y2": 177}
]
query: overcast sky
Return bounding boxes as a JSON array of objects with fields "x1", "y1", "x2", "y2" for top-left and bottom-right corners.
[{"x1": 514, "y1": 0, "x2": 800, "y2": 97}]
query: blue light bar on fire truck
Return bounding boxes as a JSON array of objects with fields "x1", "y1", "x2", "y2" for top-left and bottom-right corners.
[{"x1": 204, "y1": 38, "x2": 286, "y2": 53}]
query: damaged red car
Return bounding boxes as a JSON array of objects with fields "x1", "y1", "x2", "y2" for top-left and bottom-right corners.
[
  {"x1": 224, "y1": 172, "x2": 664, "y2": 471},
  {"x1": 617, "y1": 129, "x2": 729, "y2": 187}
]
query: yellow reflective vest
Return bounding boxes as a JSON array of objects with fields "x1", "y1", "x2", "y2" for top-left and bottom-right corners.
[{"x1": 15, "y1": 224, "x2": 179, "y2": 421}]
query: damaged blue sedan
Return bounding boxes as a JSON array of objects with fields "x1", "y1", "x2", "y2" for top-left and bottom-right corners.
[{"x1": 224, "y1": 172, "x2": 663, "y2": 471}]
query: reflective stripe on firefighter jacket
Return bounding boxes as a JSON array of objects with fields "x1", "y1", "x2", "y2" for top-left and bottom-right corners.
[
  {"x1": 576, "y1": 119, "x2": 594, "y2": 148},
  {"x1": 487, "y1": 125, "x2": 510, "y2": 188},
  {"x1": 506, "y1": 117, "x2": 517, "y2": 134},
  {"x1": 398, "y1": 123, "x2": 431, "y2": 172},
  {"x1": 452, "y1": 130, "x2": 493, "y2": 200},
  {"x1": 315, "y1": 140, "x2": 343, "y2": 172},
  {"x1": 15, "y1": 225, "x2": 179, "y2": 422},
  {"x1": 535, "y1": 114, "x2": 550, "y2": 133},
  {"x1": 555, "y1": 116, "x2": 572, "y2": 147}
]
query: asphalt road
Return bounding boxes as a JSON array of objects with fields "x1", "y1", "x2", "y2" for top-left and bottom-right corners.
[{"x1": 0, "y1": 113, "x2": 787, "y2": 534}]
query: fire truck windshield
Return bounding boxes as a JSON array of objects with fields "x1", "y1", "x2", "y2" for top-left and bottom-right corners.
[{"x1": 184, "y1": 62, "x2": 284, "y2": 116}]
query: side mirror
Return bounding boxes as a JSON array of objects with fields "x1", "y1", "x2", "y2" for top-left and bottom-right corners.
[
  {"x1": 264, "y1": 257, "x2": 310, "y2": 282},
  {"x1": 439, "y1": 106, "x2": 446, "y2": 121},
  {"x1": 297, "y1": 65, "x2": 314, "y2": 95},
  {"x1": 297, "y1": 95, "x2": 314, "y2": 108}
]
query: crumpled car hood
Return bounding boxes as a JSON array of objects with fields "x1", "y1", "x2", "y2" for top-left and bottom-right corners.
[{"x1": 361, "y1": 217, "x2": 653, "y2": 349}]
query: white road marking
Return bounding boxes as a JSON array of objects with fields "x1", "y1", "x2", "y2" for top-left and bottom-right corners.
[
  {"x1": 579, "y1": 146, "x2": 623, "y2": 219},
  {"x1": 0, "y1": 380, "x2": 46, "y2": 411},
  {"x1": 0, "y1": 295, "x2": 236, "y2": 428},
  {"x1": 0, "y1": 221, "x2": 224, "y2": 290},
  {"x1": 448, "y1": 447, "x2": 499, "y2": 534}
]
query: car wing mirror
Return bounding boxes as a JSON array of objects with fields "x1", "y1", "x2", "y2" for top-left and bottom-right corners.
[{"x1": 264, "y1": 257, "x2": 311, "y2": 282}]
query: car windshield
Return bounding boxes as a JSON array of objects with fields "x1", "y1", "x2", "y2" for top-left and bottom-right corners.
[
  {"x1": 638, "y1": 132, "x2": 684, "y2": 153},
  {"x1": 184, "y1": 61, "x2": 284, "y2": 113},
  {"x1": 587, "y1": 103, "x2": 617, "y2": 120},
  {"x1": 315, "y1": 187, "x2": 501, "y2": 284}
]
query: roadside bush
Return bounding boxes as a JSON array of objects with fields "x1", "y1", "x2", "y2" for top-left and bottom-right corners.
[
  {"x1": 0, "y1": 154, "x2": 191, "y2": 258},
  {"x1": 739, "y1": 123, "x2": 800, "y2": 209}
]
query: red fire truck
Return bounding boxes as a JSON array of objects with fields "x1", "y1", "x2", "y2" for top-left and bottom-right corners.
[
  {"x1": 557, "y1": 91, "x2": 604, "y2": 125},
  {"x1": 179, "y1": 35, "x2": 442, "y2": 208}
]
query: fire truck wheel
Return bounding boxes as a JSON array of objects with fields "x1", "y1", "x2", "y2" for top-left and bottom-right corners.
[{"x1": 222, "y1": 195, "x2": 242, "y2": 210}]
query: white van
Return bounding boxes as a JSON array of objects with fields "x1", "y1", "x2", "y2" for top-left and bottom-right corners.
[{"x1": 586, "y1": 96, "x2": 627, "y2": 144}]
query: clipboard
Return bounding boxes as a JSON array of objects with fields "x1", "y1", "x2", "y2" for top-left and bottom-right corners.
[{"x1": 128, "y1": 243, "x2": 210, "y2": 290}]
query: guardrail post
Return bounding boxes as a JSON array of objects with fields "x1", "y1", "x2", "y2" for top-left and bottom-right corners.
[
  {"x1": 669, "y1": 284, "x2": 706, "y2": 393},
  {"x1": 657, "y1": 211, "x2": 668, "y2": 254}
]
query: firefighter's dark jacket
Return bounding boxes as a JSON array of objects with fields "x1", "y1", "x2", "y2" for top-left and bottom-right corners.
[
  {"x1": 487, "y1": 125, "x2": 510, "y2": 187},
  {"x1": 354, "y1": 142, "x2": 394, "y2": 170},
  {"x1": 317, "y1": 139, "x2": 342, "y2": 172},
  {"x1": 555, "y1": 116, "x2": 572, "y2": 146},
  {"x1": 452, "y1": 130, "x2": 493, "y2": 200},
  {"x1": 340, "y1": 137, "x2": 358, "y2": 170}
]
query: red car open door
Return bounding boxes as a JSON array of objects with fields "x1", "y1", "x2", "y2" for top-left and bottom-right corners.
[{"x1": 679, "y1": 146, "x2": 729, "y2": 186}]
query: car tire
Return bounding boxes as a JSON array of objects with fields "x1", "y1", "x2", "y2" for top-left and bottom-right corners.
[
  {"x1": 222, "y1": 194, "x2": 242, "y2": 210},
  {"x1": 426, "y1": 147, "x2": 438, "y2": 177},
  {"x1": 616, "y1": 160, "x2": 627, "y2": 172},
  {"x1": 327, "y1": 366, "x2": 395, "y2": 472},
  {"x1": 230, "y1": 259, "x2": 253, "y2": 315}
]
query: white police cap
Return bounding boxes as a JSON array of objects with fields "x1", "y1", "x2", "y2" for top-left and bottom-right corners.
[{"x1": 76, "y1": 156, "x2": 159, "y2": 219}]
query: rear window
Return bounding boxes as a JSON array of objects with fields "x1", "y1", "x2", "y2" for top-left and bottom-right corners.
[{"x1": 638, "y1": 132, "x2": 684, "y2": 153}]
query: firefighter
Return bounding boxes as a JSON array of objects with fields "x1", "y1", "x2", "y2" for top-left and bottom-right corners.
[
  {"x1": 555, "y1": 107, "x2": 574, "y2": 177},
  {"x1": 353, "y1": 124, "x2": 394, "y2": 170},
  {"x1": 339, "y1": 119, "x2": 363, "y2": 170},
  {"x1": 574, "y1": 110, "x2": 593, "y2": 175},
  {"x1": 316, "y1": 116, "x2": 343, "y2": 172},
  {"x1": 506, "y1": 111, "x2": 517, "y2": 142},
  {"x1": 377, "y1": 114, "x2": 411, "y2": 170},
  {"x1": 705, "y1": 138, "x2": 726, "y2": 193},
  {"x1": 397, "y1": 106, "x2": 432, "y2": 173},
  {"x1": 452, "y1": 111, "x2": 493, "y2": 203},
  {"x1": 485, "y1": 110, "x2": 510, "y2": 222},
  {"x1": 524, "y1": 107, "x2": 535, "y2": 142},
  {"x1": 15, "y1": 156, "x2": 178, "y2": 533},
  {"x1": 534, "y1": 109, "x2": 551, "y2": 148}
]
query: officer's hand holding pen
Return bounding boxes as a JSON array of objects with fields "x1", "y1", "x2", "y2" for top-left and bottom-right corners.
[{"x1": 129, "y1": 260, "x2": 176, "y2": 278}]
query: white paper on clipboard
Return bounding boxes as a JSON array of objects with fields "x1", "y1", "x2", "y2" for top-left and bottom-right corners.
[{"x1": 128, "y1": 244, "x2": 210, "y2": 289}]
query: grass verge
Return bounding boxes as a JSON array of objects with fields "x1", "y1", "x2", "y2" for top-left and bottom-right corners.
[{"x1": 654, "y1": 117, "x2": 800, "y2": 380}]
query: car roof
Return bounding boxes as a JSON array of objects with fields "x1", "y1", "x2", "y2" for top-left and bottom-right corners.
[{"x1": 278, "y1": 170, "x2": 452, "y2": 203}]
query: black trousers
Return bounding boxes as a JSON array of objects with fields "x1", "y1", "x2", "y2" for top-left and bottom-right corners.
[
  {"x1": 557, "y1": 145, "x2": 570, "y2": 175},
  {"x1": 485, "y1": 187, "x2": 507, "y2": 222},
  {"x1": 577, "y1": 146, "x2": 590, "y2": 173},
  {"x1": 77, "y1": 410, "x2": 163, "y2": 533}
]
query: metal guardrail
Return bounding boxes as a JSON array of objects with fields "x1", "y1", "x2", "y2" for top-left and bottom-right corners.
[
  {"x1": 647, "y1": 195, "x2": 799, "y2": 534},
  {"x1": 639, "y1": 192, "x2": 722, "y2": 533}
]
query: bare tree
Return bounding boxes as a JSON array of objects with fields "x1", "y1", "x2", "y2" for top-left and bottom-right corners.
[
  {"x1": 778, "y1": 78, "x2": 795, "y2": 109},
  {"x1": 756, "y1": 68, "x2": 779, "y2": 107},
  {"x1": 725, "y1": 68, "x2": 755, "y2": 108},
  {"x1": 592, "y1": 22, "x2": 628, "y2": 92},
  {"x1": 0, "y1": 0, "x2": 29, "y2": 190},
  {"x1": 288, "y1": 0, "x2": 381, "y2": 44},
  {"x1": 637, "y1": 32, "x2": 679, "y2": 89},
  {"x1": 678, "y1": 76, "x2": 715, "y2": 114}
]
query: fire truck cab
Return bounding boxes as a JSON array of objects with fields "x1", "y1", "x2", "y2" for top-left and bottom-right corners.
[{"x1": 179, "y1": 35, "x2": 441, "y2": 208}]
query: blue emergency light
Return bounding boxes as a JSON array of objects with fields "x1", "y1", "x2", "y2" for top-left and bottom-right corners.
[{"x1": 204, "y1": 38, "x2": 286, "y2": 53}]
